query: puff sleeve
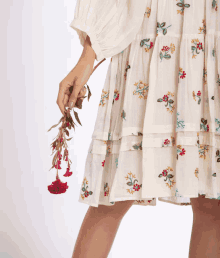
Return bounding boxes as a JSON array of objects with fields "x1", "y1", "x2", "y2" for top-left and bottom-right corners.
[{"x1": 69, "y1": 0, "x2": 147, "y2": 62}]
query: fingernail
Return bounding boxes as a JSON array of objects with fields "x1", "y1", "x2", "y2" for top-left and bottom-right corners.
[{"x1": 69, "y1": 102, "x2": 73, "y2": 109}]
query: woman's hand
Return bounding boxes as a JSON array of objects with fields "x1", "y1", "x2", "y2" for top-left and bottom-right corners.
[{"x1": 57, "y1": 57, "x2": 95, "y2": 117}]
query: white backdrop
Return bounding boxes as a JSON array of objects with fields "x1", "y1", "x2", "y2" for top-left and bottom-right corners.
[{"x1": 0, "y1": 0, "x2": 194, "y2": 257}]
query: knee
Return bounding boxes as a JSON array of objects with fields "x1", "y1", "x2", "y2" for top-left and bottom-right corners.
[{"x1": 190, "y1": 196, "x2": 220, "y2": 224}]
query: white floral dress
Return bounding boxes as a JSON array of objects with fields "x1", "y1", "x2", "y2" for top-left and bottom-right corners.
[{"x1": 69, "y1": 0, "x2": 220, "y2": 207}]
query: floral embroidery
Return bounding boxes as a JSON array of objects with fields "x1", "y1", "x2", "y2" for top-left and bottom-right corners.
[
  {"x1": 115, "y1": 157, "x2": 118, "y2": 169},
  {"x1": 160, "y1": 44, "x2": 175, "y2": 61},
  {"x1": 158, "y1": 166, "x2": 176, "y2": 189},
  {"x1": 216, "y1": 73, "x2": 220, "y2": 86},
  {"x1": 104, "y1": 182, "x2": 110, "y2": 196},
  {"x1": 192, "y1": 90, "x2": 202, "y2": 104},
  {"x1": 216, "y1": 150, "x2": 220, "y2": 162},
  {"x1": 176, "y1": 112, "x2": 185, "y2": 130},
  {"x1": 194, "y1": 168, "x2": 199, "y2": 178},
  {"x1": 200, "y1": 118, "x2": 209, "y2": 132},
  {"x1": 162, "y1": 137, "x2": 175, "y2": 147},
  {"x1": 145, "y1": 7, "x2": 151, "y2": 18},
  {"x1": 176, "y1": 145, "x2": 186, "y2": 160},
  {"x1": 133, "y1": 80, "x2": 149, "y2": 100},
  {"x1": 178, "y1": 67, "x2": 186, "y2": 83},
  {"x1": 124, "y1": 61, "x2": 130, "y2": 81},
  {"x1": 212, "y1": 48, "x2": 216, "y2": 57},
  {"x1": 125, "y1": 172, "x2": 142, "y2": 194},
  {"x1": 198, "y1": 19, "x2": 206, "y2": 34},
  {"x1": 157, "y1": 22, "x2": 172, "y2": 36},
  {"x1": 212, "y1": 0, "x2": 218, "y2": 11},
  {"x1": 81, "y1": 177, "x2": 93, "y2": 200},
  {"x1": 157, "y1": 91, "x2": 175, "y2": 114},
  {"x1": 112, "y1": 89, "x2": 120, "y2": 104},
  {"x1": 102, "y1": 160, "x2": 105, "y2": 167},
  {"x1": 175, "y1": 188, "x2": 183, "y2": 197},
  {"x1": 216, "y1": 118, "x2": 220, "y2": 132},
  {"x1": 131, "y1": 131, "x2": 144, "y2": 137},
  {"x1": 99, "y1": 89, "x2": 109, "y2": 107},
  {"x1": 176, "y1": 0, "x2": 190, "y2": 15},
  {"x1": 191, "y1": 39, "x2": 204, "y2": 59},
  {"x1": 134, "y1": 199, "x2": 155, "y2": 205},
  {"x1": 132, "y1": 141, "x2": 142, "y2": 150},
  {"x1": 121, "y1": 109, "x2": 126, "y2": 120},
  {"x1": 198, "y1": 144, "x2": 209, "y2": 159},
  {"x1": 140, "y1": 38, "x2": 154, "y2": 52}
]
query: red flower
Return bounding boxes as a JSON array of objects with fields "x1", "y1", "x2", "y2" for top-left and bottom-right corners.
[
  {"x1": 197, "y1": 91, "x2": 201, "y2": 96},
  {"x1": 164, "y1": 139, "x2": 170, "y2": 145},
  {"x1": 180, "y1": 71, "x2": 186, "y2": 79},
  {"x1": 163, "y1": 95, "x2": 169, "y2": 102},
  {"x1": 133, "y1": 184, "x2": 140, "y2": 191},
  {"x1": 150, "y1": 42, "x2": 154, "y2": 49},
  {"x1": 207, "y1": 125, "x2": 209, "y2": 132},
  {"x1": 162, "y1": 170, "x2": 168, "y2": 176},
  {"x1": 48, "y1": 175, "x2": 69, "y2": 194},
  {"x1": 84, "y1": 191, "x2": 90, "y2": 197},
  {"x1": 162, "y1": 46, "x2": 170, "y2": 52},
  {"x1": 179, "y1": 148, "x2": 186, "y2": 156},
  {"x1": 63, "y1": 167, "x2": 73, "y2": 177},
  {"x1": 197, "y1": 42, "x2": 203, "y2": 50},
  {"x1": 102, "y1": 160, "x2": 105, "y2": 167},
  {"x1": 115, "y1": 93, "x2": 119, "y2": 101}
]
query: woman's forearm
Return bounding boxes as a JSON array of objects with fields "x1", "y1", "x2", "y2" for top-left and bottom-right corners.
[{"x1": 80, "y1": 35, "x2": 96, "y2": 62}]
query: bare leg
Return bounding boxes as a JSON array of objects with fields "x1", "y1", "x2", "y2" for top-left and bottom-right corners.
[
  {"x1": 188, "y1": 195, "x2": 220, "y2": 258},
  {"x1": 71, "y1": 200, "x2": 135, "y2": 258}
]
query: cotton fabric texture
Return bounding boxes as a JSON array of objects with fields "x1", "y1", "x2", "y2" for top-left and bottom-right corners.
[{"x1": 69, "y1": 0, "x2": 220, "y2": 207}]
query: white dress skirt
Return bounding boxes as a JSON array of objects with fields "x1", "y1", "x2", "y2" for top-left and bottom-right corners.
[{"x1": 70, "y1": 0, "x2": 220, "y2": 207}]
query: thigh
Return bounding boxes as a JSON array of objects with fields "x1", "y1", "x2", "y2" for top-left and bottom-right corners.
[
  {"x1": 190, "y1": 195, "x2": 220, "y2": 223},
  {"x1": 88, "y1": 200, "x2": 135, "y2": 221}
]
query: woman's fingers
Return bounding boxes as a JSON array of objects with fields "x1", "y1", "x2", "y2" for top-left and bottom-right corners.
[{"x1": 57, "y1": 84, "x2": 67, "y2": 116}]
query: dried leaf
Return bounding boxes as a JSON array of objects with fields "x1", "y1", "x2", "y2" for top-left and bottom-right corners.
[
  {"x1": 73, "y1": 110, "x2": 82, "y2": 126},
  {"x1": 47, "y1": 117, "x2": 63, "y2": 132}
]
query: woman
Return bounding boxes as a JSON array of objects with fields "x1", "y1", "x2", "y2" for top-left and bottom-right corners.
[{"x1": 57, "y1": 0, "x2": 220, "y2": 257}]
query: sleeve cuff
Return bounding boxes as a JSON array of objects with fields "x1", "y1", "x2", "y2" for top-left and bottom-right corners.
[{"x1": 69, "y1": 19, "x2": 105, "y2": 62}]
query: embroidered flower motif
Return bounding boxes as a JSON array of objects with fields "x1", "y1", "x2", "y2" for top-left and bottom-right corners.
[
  {"x1": 215, "y1": 118, "x2": 220, "y2": 132},
  {"x1": 125, "y1": 172, "x2": 142, "y2": 194},
  {"x1": 157, "y1": 91, "x2": 175, "y2": 114},
  {"x1": 160, "y1": 43, "x2": 175, "y2": 61},
  {"x1": 104, "y1": 182, "x2": 110, "y2": 196},
  {"x1": 216, "y1": 150, "x2": 220, "y2": 162},
  {"x1": 121, "y1": 109, "x2": 126, "y2": 120},
  {"x1": 200, "y1": 118, "x2": 209, "y2": 132},
  {"x1": 194, "y1": 168, "x2": 199, "y2": 179},
  {"x1": 140, "y1": 38, "x2": 154, "y2": 52},
  {"x1": 81, "y1": 177, "x2": 93, "y2": 200},
  {"x1": 162, "y1": 137, "x2": 175, "y2": 147},
  {"x1": 112, "y1": 89, "x2": 120, "y2": 104},
  {"x1": 145, "y1": 7, "x2": 151, "y2": 18},
  {"x1": 99, "y1": 89, "x2": 109, "y2": 106},
  {"x1": 179, "y1": 67, "x2": 186, "y2": 81},
  {"x1": 212, "y1": 0, "x2": 218, "y2": 11},
  {"x1": 192, "y1": 90, "x2": 202, "y2": 104},
  {"x1": 176, "y1": 0, "x2": 190, "y2": 15},
  {"x1": 157, "y1": 22, "x2": 172, "y2": 36},
  {"x1": 198, "y1": 19, "x2": 206, "y2": 34},
  {"x1": 191, "y1": 39, "x2": 204, "y2": 59},
  {"x1": 124, "y1": 61, "x2": 131, "y2": 81},
  {"x1": 176, "y1": 145, "x2": 186, "y2": 160},
  {"x1": 176, "y1": 112, "x2": 185, "y2": 130},
  {"x1": 158, "y1": 166, "x2": 176, "y2": 189},
  {"x1": 133, "y1": 80, "x2": 149, "y2": 100}
]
